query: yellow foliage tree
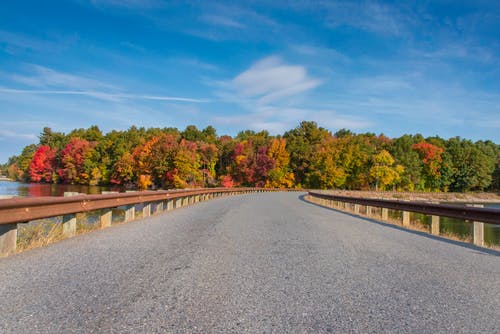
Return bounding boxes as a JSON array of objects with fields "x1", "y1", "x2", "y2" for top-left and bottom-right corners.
[
  {"x1": 369, "y1": 150, "x2": 404, "y2": 190},
  {"x1": 265, "y1": 138, "x2": 295, "y2": 188}
]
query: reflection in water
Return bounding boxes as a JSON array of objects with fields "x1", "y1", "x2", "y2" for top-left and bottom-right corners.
[{"x1": 0, "y1": 181, "x2": 123, "y2": 197}]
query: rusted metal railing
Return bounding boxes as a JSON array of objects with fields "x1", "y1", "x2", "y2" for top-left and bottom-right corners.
[
  {"x1": 0, "y1": 188, "x2": 274, "y2": 256},
  {"x1": 308, "y1": 191, "x2": 500, "y2": 248}
]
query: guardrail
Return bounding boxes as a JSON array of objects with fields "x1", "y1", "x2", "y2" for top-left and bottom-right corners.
[
  {"x1": 307, "y1": 191, "x2": 500, "y2": 248},
  {"x1": 0, "y1": 188, "x2": 276, "y2": 256}
]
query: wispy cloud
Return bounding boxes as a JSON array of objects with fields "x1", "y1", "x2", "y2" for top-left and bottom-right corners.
[
  {"x1": 0, "y1": 30, "x2": 74, "y2": 54},
  {"x1": 9, "y1": 65, "x2": 116, "y2": 91},
  {"x1": 200, "y1": 14, "x2": 245, "y2": 29},
  {"x1": 210, "y1": 55, "x2": 371, "y2": 134},
  {"x1": 212, "y1": 106, "x2": 372, "y2": 134},
  {"x1": 86, "y1": 0, "x2": 163, "y2": 9},
  {"x1": 0, "y1": 88, "x2": 208, "y2": 103},
  {"x1": 231, "y1": 56, "x2": 321, "y2": 104},
  {"x1": 320, "y1": 1, "x2": 413, "y2": 36},
  {"x1": 0, "y1": 129, "x2": 37, "y2": 141}
]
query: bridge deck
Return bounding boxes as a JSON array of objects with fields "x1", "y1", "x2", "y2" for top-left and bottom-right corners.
[{"x1": 0, "y1": 192, "x2": 498, "y2": 333}]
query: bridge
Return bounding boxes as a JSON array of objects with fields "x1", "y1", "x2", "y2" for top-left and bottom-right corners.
[{"x1": 0, "y1": 192, "x2": 498, "y2": 332}]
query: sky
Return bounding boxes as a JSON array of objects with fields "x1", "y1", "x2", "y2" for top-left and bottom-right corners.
[{"x1": 1, "y1": 0, "x2": 499, "y2": 163}]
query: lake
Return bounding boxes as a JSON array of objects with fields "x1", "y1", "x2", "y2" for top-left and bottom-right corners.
[{"x1": 0, "y1": 181, "x2": 123, "y2": 198}]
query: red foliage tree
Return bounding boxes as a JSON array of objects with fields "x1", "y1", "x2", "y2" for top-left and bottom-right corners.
[
  {"x1": 412, "y1": 141, "x2": 444, "y2": 190},
  {"x1": 58, "y1": 138, "x2": 96, "y2": 184},
  {"x1": 29, "y1": 145, "x2": 56, "y2": 182}
]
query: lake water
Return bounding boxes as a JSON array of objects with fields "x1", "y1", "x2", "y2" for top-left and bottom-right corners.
[{"x1": 0, "y1": 181, "x2": 123, "y2": 197}]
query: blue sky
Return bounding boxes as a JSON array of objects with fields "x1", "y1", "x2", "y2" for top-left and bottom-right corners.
[{"x1": 1, "y1": 1, "x2": 499, "y2": 163}]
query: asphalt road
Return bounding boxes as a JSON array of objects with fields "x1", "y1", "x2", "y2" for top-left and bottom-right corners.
[{"x1": 0, "y1": 192, "x2": 499, "y2": 333}]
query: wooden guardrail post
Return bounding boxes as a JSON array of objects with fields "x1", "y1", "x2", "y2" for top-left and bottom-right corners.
[
  {"x1": 431, "y1": 215, "x2": 440, "y2": 235},
  {"x1": 62, "y1": 192, "x2": 80, "y2": 237},
  {"x1": 62, "y1": 213, "x2": 77, "y2": 237},
  {"x1": 142, "y1": 203, "x2": 151, "y2": 218},
  {"x1": 366, "y1": 206, "x2": 372, "y2": 217},
  {"x1": 155, "y1": 201, "x2": 163, "y2": 214},
  {"x1": 0, "y1": 223, "x2": 17, "y2": 256},
  {"x1": 402, "y1": 211, "x2": 410, "y2": 226},
  {"x1": 124, "y1": 205, "x2": 135, "y2": 222},
  {"x1": 100, "y1": 209, "x2": 112, "y2": 228},
  {"x1": 381, "y1": 208, "x2": 388, "y2": 221},
  {"x1": 354, "y1": 204, "x2": 360, "y2": 214},
  {"x1": 471, "y1": 204, "x2": 484, "y2": 247}
]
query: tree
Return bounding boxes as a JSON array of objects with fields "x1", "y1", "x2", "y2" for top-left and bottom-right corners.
[
  {"x1": 446, "y1": 138, "x2": 494, "y2": 192},
  {"x1": 265, "y1": 138, "x2": 295, "y2": 188},
  {"x1": 369, "y1": 150, "x2": 404, "y2": 191},
  {"x1": 307, "y1": 136, "x2": 346, "y2": 189},
  {"x1": 412, "y1": 141, "x2": 444, "y2": 191},
  {"x1": 29, "y1": 145, "x2": 57, "y2": 183},
  {"x1": 284, "y1": 121, "x2": 330, "y2": 187},
  {"x1": 389, "y1": 134, "x2": 424, "y2": 190},
  {"x1": 166, "y1": 140, "x2": 202, "y2": 188},
  {"x1": 58, "y1": 138, "x2": 96, "y2": 184}
]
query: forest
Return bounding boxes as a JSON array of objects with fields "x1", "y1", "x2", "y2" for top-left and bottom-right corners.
[{"x1": 2, "y1": 121, "x2": 499, "y2": 192}]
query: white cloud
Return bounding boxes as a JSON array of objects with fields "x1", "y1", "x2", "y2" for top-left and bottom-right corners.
[
  {"x1": 10, "y1": 65, "x2": 117, "y2": 91},
  {"x1": 87, "y1": 0, "x2": 162, "y2": 9},
  {"x1": 232, "y1": 56, "x2": 321, "y2": 104},
  {"x1": 200, "y1": 14, "x2": 245, "y2": 28},
  {"x1": 0, "y1": 129, "x2": 37, "y2": 141},
  {"x1": 321, "y1": 1, "x2": 412, "y2": 36},
  {"x1": 0, "y1": 88, "x2": 208, "y2": 103}
]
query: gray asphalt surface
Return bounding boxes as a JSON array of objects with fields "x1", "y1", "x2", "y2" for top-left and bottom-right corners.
[{"x1": 0, "y1": 192, "x2": 499, "y2": 333}]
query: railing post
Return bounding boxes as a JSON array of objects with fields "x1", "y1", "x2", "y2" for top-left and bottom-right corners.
[
  {"x1": 62, "y1": 214, "x2": 77, "y2": 237},
  {"x1": 124, "y1": 205, "x2": 135, "y2": 222},
  {"x1": 366, "y1": 206, "x2": 372, "y2": 217},
  {"x1": 155, "y1": 201, "x2": 164, "y2": 214},
  {"x1": 402, "y1": 211, "x2": 410, "y2": 226},
  {"x1": 354, "y1": 204, "x2": 360, "y2": 214},
  {"x1": 62, "y1": 192, "x2": 78, "y2": 237},
  {"x1": 381, "y1": 208, "x2": 388, "y2": 221},
  {"x1": 100, "y1": 209, "x2": 112, "y2": 229},
  {"x1": 142, "y1": 203, "x2": 151, "y2": 218},
  {"x1": 0, "y1": 223, "x2": 17, "y2": 257},
  {"x1": 431, "y1": 215, "x2": 440, "y2": 235},
  {"x1": 472, "y1": 204, "x2": 484, "y2": 247}
]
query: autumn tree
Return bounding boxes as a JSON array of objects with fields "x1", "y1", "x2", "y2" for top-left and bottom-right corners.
[
  {"x1": 369, "y1": 150, "x2": 404, "y2": 191},
  {"x1": 412, "y1": 141, "x2": 444, "y2": 191},
  {"x1": 265, "y1": 138, "x2": 295, "y2": 188},
  {"x1": 58, "y1": 138, "x2": 97, "y2": 184},
  {"x1": 29, "y1": 145, "x2": 57, "y2": 182},
  {"x1": 307, "y1": 135, "x2": 346, "y2": 189},
  {"x1": 284, "y1": 121, "x2": 330, "y2": 187}
]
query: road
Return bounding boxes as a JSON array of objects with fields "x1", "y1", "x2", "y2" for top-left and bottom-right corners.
[{"x1": 0, "y1": 192, "x2": 499, "y2": 333}]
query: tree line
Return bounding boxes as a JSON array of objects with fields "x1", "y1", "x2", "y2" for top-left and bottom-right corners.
[{"x1": 2, "y1": 122, "x2": 499, "y2": 192}]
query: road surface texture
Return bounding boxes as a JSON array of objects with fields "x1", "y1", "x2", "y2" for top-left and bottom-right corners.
[{"x1": 0, "y1": 192, "x2": 499, "y2": 333}]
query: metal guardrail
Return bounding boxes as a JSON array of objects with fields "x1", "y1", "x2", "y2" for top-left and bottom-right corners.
[
  {"x1": 0, "y1": 188, "x2": 273, "y2": 225},
  {"x1": 307, "y1": 191, "x2": 500, "y2": 248},
  {"x1": 308, "y1": 191, "x2": 500, "y2": 225},
  {"x1": 0, "y1": 187, "x2": 283, "y2": 256}
]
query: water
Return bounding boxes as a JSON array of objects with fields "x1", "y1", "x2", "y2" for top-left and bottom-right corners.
[{"x1": 0, "y1": 181, "x2": 123, "y2": 198}]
